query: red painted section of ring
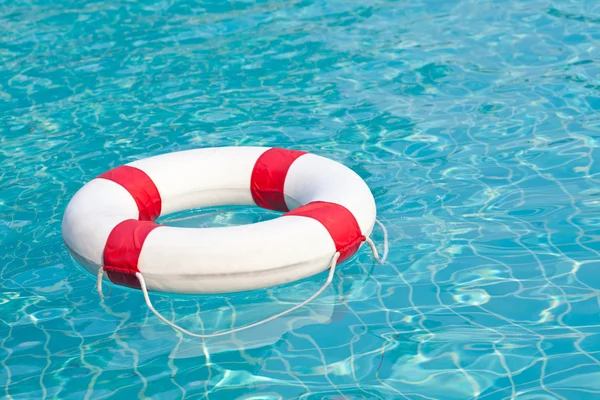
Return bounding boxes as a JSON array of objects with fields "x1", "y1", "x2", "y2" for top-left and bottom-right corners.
[
  {"x1": 250, "y1": 148, "x2": 307, "y2": 211},
  {"x1": 103, "y1": 219, "x2": 160, "y2": 289},
  {"x1": 284, "y1": 201, "x2": 365, "y2": 263},
  {"x1": 98, "y1": 165, "x2": 162, "y2": 221}
]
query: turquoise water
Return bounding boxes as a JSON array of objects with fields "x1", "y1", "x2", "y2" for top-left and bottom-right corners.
[{"x1": 3, "y1": 0, "x2": 600, "y2": 398}]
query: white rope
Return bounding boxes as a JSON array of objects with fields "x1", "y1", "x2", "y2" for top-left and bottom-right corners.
[
  {"x1": 365, "y1": 218, "x2": 389, "y2": 264},
  {"x1": 135, "y1": 252, "x2": 341, "y2": 338},
  {"x1": 97, "y1": 267, "x2": 105, "y2": 299}
]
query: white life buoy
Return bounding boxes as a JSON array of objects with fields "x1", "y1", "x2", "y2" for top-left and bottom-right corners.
[{"x1": 62, "y1": 146, "x2": 387, "y2": 336}]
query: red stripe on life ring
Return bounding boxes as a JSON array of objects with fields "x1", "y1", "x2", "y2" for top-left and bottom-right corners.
[
  {"x1": 103, "y1": 219, "x2": 160, "y2": 289},
  {"x1": 284, "y1": 201, "x2": 365, "y2": 263},
  {"x1": 98, "y1": 165, "x2": 162, "y2": 221},
  {"x1": 250, "y1": 148, "x2": 307, "y2": 211}
]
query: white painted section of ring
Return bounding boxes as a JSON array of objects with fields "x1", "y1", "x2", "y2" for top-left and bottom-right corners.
[
  {"x1": 128, "y1": 146, "x2": 269, "y2": 216},
  {"x1": 138, "y1": 216, "x2": 335, "y2": 293},
  {"x1": 283, "y1": 153, "x2": 376, "y2": 235},
  {"x1": 62, "y1": 178, "x2": 138, "y2": 265}
]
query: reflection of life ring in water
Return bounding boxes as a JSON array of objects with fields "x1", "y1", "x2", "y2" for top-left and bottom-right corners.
[{"x1": 62, "y1": 146, "x2": 387, "y2": 337}]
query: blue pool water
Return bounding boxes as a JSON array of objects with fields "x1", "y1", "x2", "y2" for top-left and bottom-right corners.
[{"x1": 3, "y1": 0, "x2": 600, "y2": 398}]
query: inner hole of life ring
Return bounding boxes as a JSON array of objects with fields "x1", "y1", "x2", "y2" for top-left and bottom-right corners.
[{"x1": 156, "y1": 205, "x2": 281, "y2": 229}]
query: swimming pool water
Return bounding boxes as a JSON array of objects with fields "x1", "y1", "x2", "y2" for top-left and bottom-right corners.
[{"x1": 3, "y1": 0, "x2": 600, "y2": 398}]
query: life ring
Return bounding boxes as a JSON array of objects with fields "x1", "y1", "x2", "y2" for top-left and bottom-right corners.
[{"x1": 62, "y1": 146, "x2": 387, "y2": 336}]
